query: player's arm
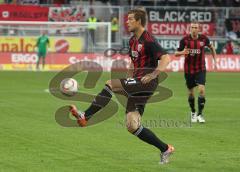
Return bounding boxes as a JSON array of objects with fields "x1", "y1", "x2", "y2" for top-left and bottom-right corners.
[
  {"x1": 126, "y1": 60, "x2": 134, "y2": 78},
  {"x1": 209, "y1": 43, "x2": 217, "y2": 64},
  {"x1": 141, "y1": 54, "x2": 171, "y2": 84},
  {"x1": 175, "y1": 47, "x2": 189, "y2": 57},
  {"x1": 175, "y1": 38, "x2": 189, "y2": 57},
  {"x1": 141, "y1": 41, "x2": 171, "y2": 84},
  {"x1": 207, "y1": 36, "x2": 217, "y2": 69},
  {"x1": 152, "y1": 54, "x2": 171, "y2": 76}
]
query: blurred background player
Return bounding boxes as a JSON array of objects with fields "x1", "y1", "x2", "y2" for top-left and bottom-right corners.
[
  {"x1": 175, "y1": 22, "x2": 217, "y2": 123},
  {"x1": 36, "y1": 31, "x2": 50, "y2": 70},
  {"x1": 70, "y1": 8, "x2": 174, "y2": 164}
]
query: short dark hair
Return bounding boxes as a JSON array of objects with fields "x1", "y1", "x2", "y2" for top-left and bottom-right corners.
[
  {"x1": 128, "y1": 8, "x2": 147, "y2": 27},
  {"x1": 190, "y1": 21, "x2": 199, "y2": 25}
]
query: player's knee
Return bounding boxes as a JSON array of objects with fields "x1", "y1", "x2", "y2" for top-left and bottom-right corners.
[
  {"x1": 188, "y1": 91, "x2": 194, "y2": 97},
  {"x1": 126, "y1": 112, "x2": 141, "y2": 133},
  {"x1": 126, "y1": 121, "x2": 139, "y2": 133},
  {"x1": 188, "y1": 92, "x2": 194, "y2": 97},
  {"x1": 105, "y1": 80, "x2": 112, "y2": 90},
  {"x1": 198, "y1": 86, "x2": 205, "y2": 96},
  {"x1": 199, "y1": 90, "x2": 205, "y2": 96},
  {"x1": 188, "y1": 88, "x2": 194, "y2": 96}
]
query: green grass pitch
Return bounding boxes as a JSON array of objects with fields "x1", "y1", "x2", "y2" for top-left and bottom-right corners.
[{"x1": 0, "y1": 71, "x2": 239, "y2": 172}]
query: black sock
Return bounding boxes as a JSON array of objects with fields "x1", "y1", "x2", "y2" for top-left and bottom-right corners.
[
  {"x1": 198, "y1": 96, "x2": 206, "y2": 115},
  {"x1": 85, "y1": 85, "x2": 112, "y2": 120},
  {"x1": 188, "y1": 96, "x2": 195, "y2": 113},
  {"x1": 133, "y1": 126, "x2": 168, "y2": 152}
]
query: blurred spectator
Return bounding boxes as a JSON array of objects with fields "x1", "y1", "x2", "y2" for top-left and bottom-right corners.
[
  {"x1": 19, "y1": 0, "x2": 39, "y2": 5},
  {"x1": 109, "y1": 0, "x2": 120, "y2": 5},
  {"x1": 53, "y1": 0, "x2": 70, "y2": 5},
  {"x1": 40, "y1": 0, "x2": 47, "y2": 4},
  {"x1": 222, "y1": 40, "x2": 240, "y2": 54},
  {"x1": 87, "y1": 9, "x2": 99, "y2": 46},
  {"x1": 111, "y1": 16, "x2": 119, "y2": 42},
  {"x1": 8, "y1": 0, "x2": 17, "y2": 3},
  {"x1": 232, "y1": 0, "x2": 240, "y2": 6},
  {"x1": 222, "y1": 40, "x2": 234, "y2": 54},
  {"x1": 3, "y1": 0, "x2": 239, "y2": 6},
  {"x1": 134, "y1": 0, "x2": 154, "y2": 6},
  {"x1": 229, "y1": 9, "x2": 240, "y2": 18},
  {"x1": 222, "y1": 32, "x2": 240, "y2": 54},
  {"x1": 127, "y1": 0, "x2": 240, "y2": 6},
  {"x1": 225, "y1": 18, "x2": 240, "y2": 38},
  {"x1": 166, "y1": 0, "x2": 178, "y2": 6}
]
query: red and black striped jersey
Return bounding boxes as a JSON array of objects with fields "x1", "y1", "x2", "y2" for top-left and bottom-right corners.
[
  {"x1": 129, "y1": 31, "x2": 167, "y2": 78},
  {"x1": 177, "y1": 34, "x2": 211, "y2": 74}
]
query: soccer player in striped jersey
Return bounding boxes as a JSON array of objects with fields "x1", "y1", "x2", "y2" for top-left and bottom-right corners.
[
  {"x1": 175, "y1": 22, "x2": 217, "y2": 123},
  {"x1": 70, "y1": 8, "x2": 174, "y2": 164}
]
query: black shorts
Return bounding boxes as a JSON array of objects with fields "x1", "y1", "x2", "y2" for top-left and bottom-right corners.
[
  {"x1": 184, "y1": 71, "x2": 206, "y2": 89},
  {"x1": 120, "y1": 78, "x2": 158, "y2": 115}
]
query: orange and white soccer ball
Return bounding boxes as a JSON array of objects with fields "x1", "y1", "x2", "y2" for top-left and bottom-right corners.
[{"x1": 60, "y1": 78, "x2": 78, "y2": 96}]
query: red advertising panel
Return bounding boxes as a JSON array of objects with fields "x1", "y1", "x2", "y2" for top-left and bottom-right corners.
[
  {"x1": 167, "y1": 55, "x2": 240, "y2": 72},
  {"x1": 0, "y1": 53, "x2": 129, "y2": 71},
  {"x1": 0, "y1": 4, "x2": 49, "y2": 21},
  {"x1": 49, "y1": 6, "x2": 86, "y2": 22},
  {"x1": 0, "y1": 53, "x2": 239, "y2": 72}
]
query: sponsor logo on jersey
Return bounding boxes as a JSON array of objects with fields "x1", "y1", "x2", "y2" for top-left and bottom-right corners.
[
  {"x1": 200, "y1": 41, "x2": 205, "y2": 46},
  {"x1": 189, "y1": 49, "x2": 201, "y2": 56},
  {"x1": 131, "y1": 51, "x2": 139, "y2": 59},
  {"x1": 138, "y1": 44, "x2": 142, "y2": 52}
]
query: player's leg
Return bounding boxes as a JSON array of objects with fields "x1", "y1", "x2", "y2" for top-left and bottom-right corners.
[
  {"x1": 188, "y1": 88, "x2": 197, "y2": 122},
  {"x1": 75, "y1": 77, "x2": 146, "y2": 122},
  {"x1": 196, "y1": 71, "x2": 206, "y2": 123},
  {"x1": 89, "y1": 29, "x2": 95, "y2": 45},
  {"x1": 84, "y1": 79, "x2": 123, "y2": 119},
  {"x1": 126, "y1": 109, "x2": 174, "y2": 164},
  {"x1": 197, "y1": 85, "x2": 206, "y2": 115},
  {"x1": 42, "y1": 52, "x2": 46, "y2": 70},
  {"x1": 36, "y1": 54, "x2": 41, "y2": 70},
  {"x1": 188, "y1": 88, "x2": 195, "y2": 113},
  {"x1": 197, "y1": 85, "x2": 206, "y2": 123},
  {"x1": 185, "y1": 73, "x2": 197, "y2": 122},
  {"x1": 125, "y1": 78, "x2": 174, "y2": 164},
  {"x1": 70, "y1": 79, "x2": 124, "y2": 126},
  {"x1": 126, "y1": 110, "x2": 168, "y2": 151}
]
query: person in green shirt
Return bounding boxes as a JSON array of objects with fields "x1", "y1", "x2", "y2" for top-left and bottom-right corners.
[{"x1": 36, "y1": 32, "x2": 50, "y2": 70}]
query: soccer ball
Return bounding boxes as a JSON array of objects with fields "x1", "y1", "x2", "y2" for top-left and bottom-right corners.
[{"x1": 60, "y1": 78, "x2": 78, "y2": 96}]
